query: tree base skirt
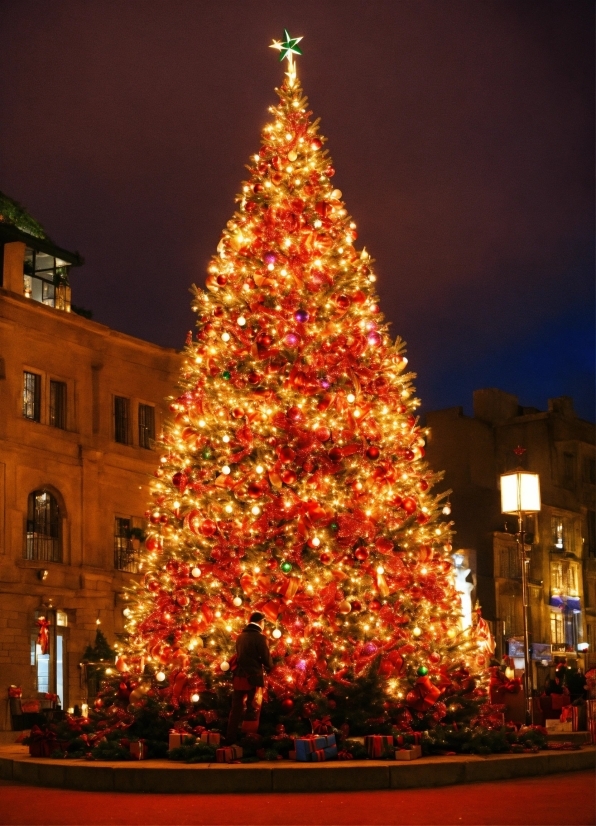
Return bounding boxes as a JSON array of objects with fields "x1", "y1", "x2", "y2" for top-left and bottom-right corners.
[{"x1": 0, "y1": 744, "x2": 593, "y2": 794}]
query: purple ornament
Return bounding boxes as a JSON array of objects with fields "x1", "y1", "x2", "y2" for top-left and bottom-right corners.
[
  {"x1": 284, "y1": 332, "x2": 300, "y2": 347},
  {"x1": 263, "y1": 251, "x2": 276, "y2": 265},
  {"x1": 296, "y1": 659, "x2": 307, "y2": 671},
  {"x1": 320, "y1": 379, "x2": 330, "y2": 389},
  {"x1": 363, "y1": 642, "x2": 378, "y2": 656},
  {"x1": 295, "y1": 309, "x2": 309, "y2": 323},
  {"x1": 367, "y1": 331, "x2": 382, "y2": 347}
]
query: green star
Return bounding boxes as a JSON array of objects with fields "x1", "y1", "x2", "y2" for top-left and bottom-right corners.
[{"x1": 270, "y1": 29, "x2": 303, "y2": 63}]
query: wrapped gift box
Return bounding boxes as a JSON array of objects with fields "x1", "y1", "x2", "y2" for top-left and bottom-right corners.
[
  {"x1": 215, "y1": 745, "x2": 243, "y2": 763},
  {"x1": 365, "y1": 734, "x2": 394, "y2": 758},
  {"x1": 200, "y1": 731, "x2": 221, "y2": 746},
  {"x1": 545, "y1": 719, "x2": 572, "y2": 733},
  {"x1": 293, "y1": 734, "x2": 336, "y2": 761},
  {"x1": 129, "y1": 740, "x2": 148, "y2": 760},
  {"x1": 169, "y1": 731, "x2": 193, "y2": 749},
  {"x1": 560, "y1": 706, "x2": 579, "y2": 732},
  {"x1": 310, "y1": 745, "x2": 338, "y2": 762},
  {"x1": 394, "y1": 746, "x2": 422, "y2": 760}
]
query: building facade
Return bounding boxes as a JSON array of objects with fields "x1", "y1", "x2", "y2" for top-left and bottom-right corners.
[
  {"x1": 0, "y1": 195, "x2": 180, "y2": 729},
  {"x1": 425, "y1": 388, "x2": 596, "y2": 690}
]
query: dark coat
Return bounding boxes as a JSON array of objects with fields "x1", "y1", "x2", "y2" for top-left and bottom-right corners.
[{"x1": 234, "y1": 624, "x2": 273, "y2": 687}]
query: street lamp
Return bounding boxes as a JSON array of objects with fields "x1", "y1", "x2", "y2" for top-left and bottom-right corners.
[{"x1": 500, "y1": 469, "x2": 541, "y2": 725}]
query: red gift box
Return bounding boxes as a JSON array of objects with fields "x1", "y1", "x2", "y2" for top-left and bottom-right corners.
[
  {"x1": 560, "y1": 706, "x2": 579, "y2": 731},
  {"x1": 215, "y1": 745, "x2": 243, "y2": 763},
  {"x1": 129, "y1": 740, "x2": 148, "y2": 760},
  {"x1": 28, "y1": 725, "x2": 57, "y2": 758},
  {"x1": 200, "y1": 731, "x2": 221, "y2": 746},
  {"x1": 169, "y1": 731, "x2": 193, "y2": 749},
  {"x1": 309, "y1": 745, "x2": 338, "y2": 762},
  {"x1": 8, "y1": 686, "x2": 22, "y2": 699},
  {"x1": 365, "y1": 734, "x2": 394, "y2": 758}
]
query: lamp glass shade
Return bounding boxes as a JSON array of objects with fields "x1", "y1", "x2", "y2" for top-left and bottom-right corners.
[{"x1": 500, "y1": 471, "x2": 541, "y2": 514}]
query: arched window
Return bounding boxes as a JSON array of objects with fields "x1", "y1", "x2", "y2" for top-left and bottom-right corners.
[{"x1": 26, "y1": 490, "x2": 62, "y2": 562}]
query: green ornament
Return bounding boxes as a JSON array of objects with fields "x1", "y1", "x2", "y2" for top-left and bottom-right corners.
[
  {"x1": 280, "y1": 561, "x2": 292, "y2": 574},
  {"x1": 417, "y1": 666, "x2": 429, "y2": 676},
  {"x1": 330, "y1": 522, "x2": 339, "y2": 532},
  {"x1": 202, "y1": 448, "x2": 213, "y2": 460},
  {"x1": 222, "y1": 370, "x2": 231, "y2": 380}
]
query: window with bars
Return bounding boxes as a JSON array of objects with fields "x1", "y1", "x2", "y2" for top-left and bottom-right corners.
[
  {"x1": 138, "y1": 404, "x2": 155, "y2": 449},
  {"x1": 25, "y1": 490, "x2": 62, "y2": 562},
  {"x1": 114, "y1": 396, "x2": 130, "y2": 444},
  {"x1": 114, "y1": 516, "x2": 144, "y2": 572},
  {"x1": 497, "y1": 544, "x2": 521, "y2": 579},
  {"x1": 49, "y1": 381, "x2": 67, "y2": 429},
  {"x1": 23, "y1": 371, "x2": 41, "y2": 421}
]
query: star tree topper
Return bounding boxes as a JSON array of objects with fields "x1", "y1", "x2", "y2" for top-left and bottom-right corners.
[{"x1": 270, "y1": 29, "x2": 303, "y2": 85}]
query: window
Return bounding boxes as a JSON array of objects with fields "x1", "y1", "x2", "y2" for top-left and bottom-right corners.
[
  {"x1": 114, "y1": 396, "x2": 130, "y2": 444},
  {"x1": 138, "y1": 404, "x2": 155, "y2": 449},
  {"x1": 26, "y1": 490, "x2": 62, "y2": 562},
  {"x1": 586, "y1": 511, "x2": 596, "y2": 557},
  {"x1": 23, "y1": 371, "x2": 41, "y2": 421},
  {"x1": 23, "y1": 247, "x2": 71, "y2": 311},
  {"x1": 563, "y1": 453, "x2": 575, "y2": 485},
  {"x1": 550, "y1": 611, "x2": 565, "y2": 645},
  {"x1": 551, "y1": 515, "x2": 574, "y2": 553},
  {"x1": 550, "y1": 560, "x2": 579, "y2": 595},
  {"x1": 114, "y1": 516, "x2": 144, "y2": 573},
  {"x1": 49, "y1": 380, "x2": 67, "y2": 429},
  {"x1": 583, "y1": 457, "x2": 596, "y2": 485}
]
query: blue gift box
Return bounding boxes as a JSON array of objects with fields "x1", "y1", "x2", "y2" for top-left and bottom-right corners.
[{"x1": 294, "y1": 736, "x2": 327, "y2": 761}]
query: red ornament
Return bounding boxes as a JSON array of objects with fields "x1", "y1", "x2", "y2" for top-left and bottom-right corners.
[
  {"x1": 401, "y1": 497, "x2": 417, "y2": 515},
  {"x1": 145, "y1": 535, "x2": 162, "y2": 552},
  {"x1": 418, "y1": 479, "x2": 429, "y2": 492},
  {"x1": 311, "y1": 138, "x2": 322, "y2": 150},
  {"x1": 350, "y1": 600, "x2": 362, "y2": 612},
  {"x1": 354, "y1": 547, "x2": 369, "y2": 562},
  {"x1": 335, "y1": 294, "x2": 351, "y2": 309},
  {"x1": 328, "y1": 447, "x2": 342, "y2": 463},
  {"x1": 231, "y1": 408, "x2": 245, "y2": 419},
  {"x1": 287, "y1": 406, "x2": 303, "y2": 422},
  {"x1": 279, "y1": 446, "x2": 296, "y2": 462},
  {"x1": 216, "y1": 275, "x2": 227, "y2": 286},
  {"x1": 366, "y1": 446, "x2": 380, "y2": 460},
  {"x1": 416, "y1": 513, "x2": 430, "y2": 524},
  {"x1": 369, "y1": 599, "x2": 382, "y2": 611},
  {"x1": 281, "y1": 470, "x2": 297, "y2": 485},
  {"x1": 172, "y1": 471, "x2": 188, "y2": 492},
  {"x1": 315, "y1": 427, "x2": 331, "y2": 442},
  {"x1": 200, "y1": 519, "x2": 217, "y2": 537},
  {"x1": 319, "y1": 552, "x2": 332, "y2": 564},
  {"x1": 281, "y1": 698, "x2": 294, "y2": 712}
]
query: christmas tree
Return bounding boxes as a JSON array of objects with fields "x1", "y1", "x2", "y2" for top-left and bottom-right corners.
[{"x1": 117, "y1": 33, "x2": 489, "y2": 739}]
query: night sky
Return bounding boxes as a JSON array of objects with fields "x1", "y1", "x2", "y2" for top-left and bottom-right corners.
[{"x1": 1, "y1": 1, "x2": 593, "y2": 420}]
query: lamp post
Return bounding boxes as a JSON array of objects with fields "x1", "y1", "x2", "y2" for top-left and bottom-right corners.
[{"x1": 500, "y1": 469, "x2": 541, "y2": 725}]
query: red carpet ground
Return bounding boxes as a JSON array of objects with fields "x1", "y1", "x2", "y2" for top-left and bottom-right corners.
[{"x1": 0, "y1": 770, "x2": 594, "y2": 826}]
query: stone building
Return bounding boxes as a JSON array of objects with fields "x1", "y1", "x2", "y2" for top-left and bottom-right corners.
[
  {"x1": 0, "y1": 193, "x2": 180, "y2": 729},
  {"x1": 425, "y1": 388, "x2": 596, "y2": 689}
]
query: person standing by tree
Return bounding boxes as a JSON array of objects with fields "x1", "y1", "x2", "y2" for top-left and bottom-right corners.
[{"x1": 226, "y1": 612, "x2": 273, "y2": 744}]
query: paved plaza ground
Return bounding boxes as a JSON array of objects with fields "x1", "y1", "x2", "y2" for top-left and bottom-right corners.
[{"x1": 0, "y1": 770, "x2": 594, "y2": 826}]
